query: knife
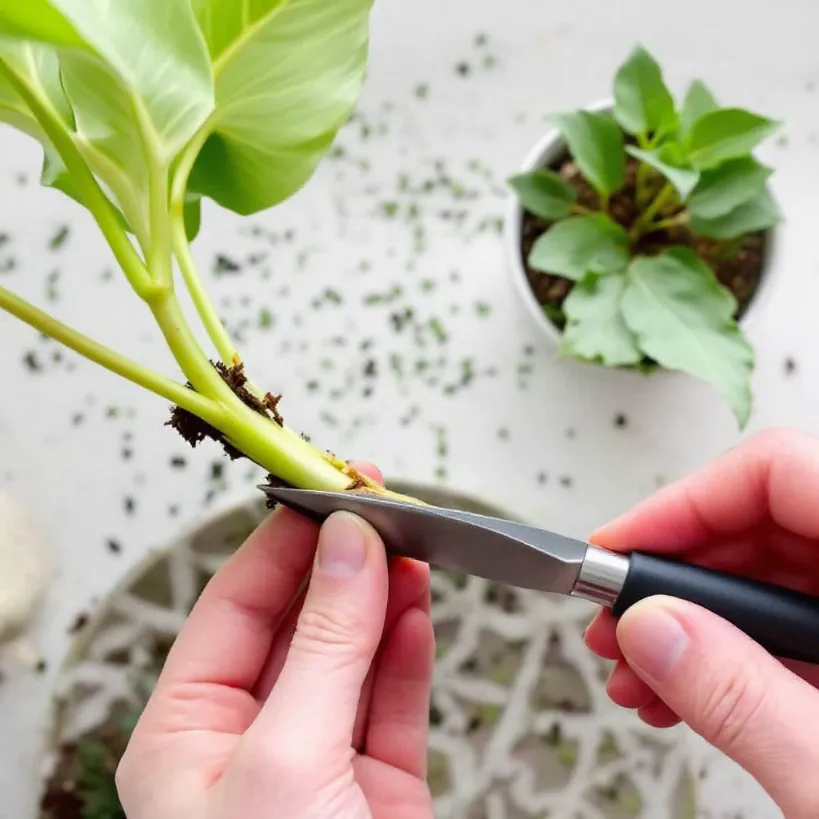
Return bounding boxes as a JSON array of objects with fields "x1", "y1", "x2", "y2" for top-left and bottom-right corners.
[{"x1": 259, "y1": 485, "x2": 819, "y2": 664}]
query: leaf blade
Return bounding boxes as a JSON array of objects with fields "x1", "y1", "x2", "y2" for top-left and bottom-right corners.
[
  {"x1": 688, "y1": 157, "x2": 772, "y2": 220},
  {"x1": 621, "y1": 249, "x2": 754, "y2": 426},
  {"x1": 626, "y1": 145, "x2": 700, "y2": 200},
  {"x1": 690, "y1": 187, "x2": 781, "y2": 240},
  {"x1": 686, "y1": 108, "x2": 781, "y2": 170},
  {"x1": 559, "y1": 273, "x2": 642, "y2": 366},
  {"x1": 548, "y1": 110, "x2": 625, "y2": 197},
  {"x1": 613, "y1": 44, "x2": 677, "y2": 137},
  {"x1": 188, "y1": 0, "x2": 374, "y2": 215},
  {"x1": 528, "y1": 214, "x2": 629, "y2": 281},
  {"x1": 508, "y1": 169, "x2": 576, "y2": 220},
  {"x1": 680, "y1": 79, "x2": 718, "y2": 139}
]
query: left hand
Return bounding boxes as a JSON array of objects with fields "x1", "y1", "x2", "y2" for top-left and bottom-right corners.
[{"x1": 116, "y1": 463, "x2": 435, "y2": 819}]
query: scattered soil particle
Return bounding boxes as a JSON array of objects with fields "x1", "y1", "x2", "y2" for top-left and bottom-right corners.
[
  {"x1": 68, "y1": 613, "x2": 89, "y2": 635},
  {"x1": 784, "y1": 356, "x2": 797, "y2": 376},
  {"x1": 521, "y1": 153, "x2": 767, "y2": 330},
  {"x1": 614, "y1": 413, "x2": 628, "y2": 429},
  {"x1": 106, "y1": 539, "x2": 122, "y2": 555},
  {"x1": 559, "y1": 476, "x2": 574, "y2": 489}
]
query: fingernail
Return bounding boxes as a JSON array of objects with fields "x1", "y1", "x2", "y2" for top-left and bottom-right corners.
[
  {"x1": 317, "y1": 512, "x2": 368, "y2": 579},
  {"x1": 619, "y1": 604, "x2": 689, "y2": 682}
]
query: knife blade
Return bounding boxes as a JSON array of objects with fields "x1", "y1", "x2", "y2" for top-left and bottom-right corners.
[{"x1": 259, "y1": 484, "x2": 819, "y2": 665}]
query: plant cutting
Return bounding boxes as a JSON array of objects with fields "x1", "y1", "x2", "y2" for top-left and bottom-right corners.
[
  {"x1": 507, "y1": 45, "x2": 783, "y2": 427},
  {"x1": 0, "y1": 0, "x2": 426, "y2": 502}
]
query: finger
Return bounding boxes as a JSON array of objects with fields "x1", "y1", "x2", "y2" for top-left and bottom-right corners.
[
  {"x1": 617, "y1": 595, "x2": 819, "y2": 816},
  {"x1": 364, "y1": 607, "x2": 435, "y2": 777},
  {"x1": 140, "y1": 506, "x2": 319, "y2": 736},
  {"x1": 637, "y1": 700, "x2": 680, "y2": 729},
  {"x1": 584, "y1": 610, "x2": 622, "y2": 660},
  {"x1": 606, "y1": 660, "x2": 657, "y2": 710},
  {"x1": 250, "y1": 460, "x2": 386, "y2": 700},
  {"x1": 592, "y1": 428, "x2": 819, "y2": 552},
  {"x1": 250, "y1": 511, "x2": 389, "y2": 755},
  {"x1": 352, "y1": 558, "x2": 430, "y2": 748}
]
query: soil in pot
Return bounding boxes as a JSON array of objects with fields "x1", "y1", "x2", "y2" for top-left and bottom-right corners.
[{"x1": 521, "y1": 152, "x2": 767, "y2": 333}]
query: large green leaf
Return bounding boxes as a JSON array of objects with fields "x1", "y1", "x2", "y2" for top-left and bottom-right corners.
[
  {"x1": 187, "y1": 0, "x2": 374, "y2": 215},
  {"x1": 528, "y1": 214, "x2": 629, "y2": 280},
  {"x1": 622, "y1": 249, "x2": 754, "y2": 426},
  {"x1": 679, "y1": 80, "x2": 718, "y2": 140},
  {"x1": 549, "y1": 111, "x2": 625, "y2": 197},
  {"x1": 685, "y1": 108, "x2": 780, "y2": 170},
  {"x1": 508, "y1": 169, "x2": 576, "y2": 220},
  {"x1": 690, "y1": 187, "x2": 781, "y2": 240},
  {"x1": 688, "y1": 157, "x2": 772, "y2": 220},
  {"x1": 627, "y1": 145, "x2": 700, "y2": 200},
  {"x1": 613, "y1": 45, "x2": 677, "y2": 137},
  {"x1": 559, "y1": 273, "x2": 641, "y2": 366},
  {"x1": 1, "y1": 1, "x2": 215, "y2": 242}
]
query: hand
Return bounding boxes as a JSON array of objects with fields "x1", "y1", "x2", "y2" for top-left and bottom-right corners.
[
  {"x1": 585, "y1": 429, "x2": 819, "y2": 818},
  {"x1": 116, "y1": 463, "x2": 435, "y2": 819}
]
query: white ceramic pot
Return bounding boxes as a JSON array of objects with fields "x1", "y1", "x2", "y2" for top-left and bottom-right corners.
[{"x1": 503, "y1": 98, "x2": 779, "y2": 347}]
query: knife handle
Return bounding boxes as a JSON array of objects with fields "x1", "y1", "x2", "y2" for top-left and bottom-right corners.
[{"x1": 606, "y1": 551, "x2": 819, "y2": 665}]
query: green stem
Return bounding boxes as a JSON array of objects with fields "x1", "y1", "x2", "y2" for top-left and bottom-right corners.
[
  {"x1": 0, "y1": 285, "x2": 223, "y2": 425},
  {"x1": 0, "y1": 58, "x2": 154, "y2": 299},
  {"x1": 635, "y1": 161, "x2": 652, "y2": 208},
  {"x1": 652, "y1": 212, "x2": 689, "y2": 232},
  {"x1": 629, "y1": 182, "x2": 675, "y2": 241},
  {"x1": 571, "y1": 203, "x2": 591, "y2": 215}
]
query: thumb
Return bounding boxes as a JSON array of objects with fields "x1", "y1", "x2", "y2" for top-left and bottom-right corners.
[
  {"x1": 254, "y1": 511, "x2": 388, "y2": 755},
  {"x1": 617, "y1": 596, "x2": 819, "y2": 816}
]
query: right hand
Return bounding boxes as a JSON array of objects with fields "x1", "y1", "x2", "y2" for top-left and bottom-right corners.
[{"x1": 585, "y1": 429, "x2": 819, "y2": 818}]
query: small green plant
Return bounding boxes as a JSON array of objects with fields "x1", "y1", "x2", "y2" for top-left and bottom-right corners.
[
  {"x1": 0, "y1": 2, "x2": 419, "y2": 501},
  {"x1": 509, "y1": 45, "x2": 783, "y2": 427}
]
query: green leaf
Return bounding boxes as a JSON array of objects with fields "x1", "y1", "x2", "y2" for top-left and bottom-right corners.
[
  {"x1": 183, "y1": 194, "x2": 202, "y2": 241},
  {"x1": 187, "y1": 0, "x2": 374, "y2": 215},
  {"x1": 690, "y1": 187, "x2": 781, "y2": 240},
  {"x1": 528, "y1": 214, "x2": 629, "y2": 280},
  {"x1": 685, "y1": 108, "x2": 781, "y2": 170},
  {"x1": 613, "y1": 44, "x2": 677, "y2": 137},
  {"x1": 622, "y1": 249, "x2": 754, "y2": 426},
  {"x1": 549, "y1": 111, "x2": 625, "y2": 197},
  {"x1": 680, "y1": 80, "x2": 718, "y2": 139},
  {"x1": 1, "y1": 1, "x2": 215, "y2": 242},
  {"x1": 627, "y1": 145, "x2": 700, "y2": 200},
  {"x1": 508, "y1": 169, "x2": 576, "y2": 220},
  {"x1": 559, "y1": 273, "x2": 642, "y2": 366},
  {"x1": 688, "y1": 157, "x2": 772, "y2": 220}
]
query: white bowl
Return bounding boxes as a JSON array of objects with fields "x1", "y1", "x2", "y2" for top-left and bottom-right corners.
[{"x1": 503, "y1": 98, "x2": 779, "y2": 348}]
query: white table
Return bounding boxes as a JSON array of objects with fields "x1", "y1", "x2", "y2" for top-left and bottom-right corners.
[{"x1": 3, "y1": 0, "x2": 819, "y2": 815}]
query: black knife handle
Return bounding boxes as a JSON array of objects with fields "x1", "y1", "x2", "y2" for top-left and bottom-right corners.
[{"x1": 611, "y1": 552, "x2": 819, "y2": 665}]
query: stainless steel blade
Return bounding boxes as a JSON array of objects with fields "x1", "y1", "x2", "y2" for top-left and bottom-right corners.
[{"x1": 260, "y1": 486, "x2": 589, "y2": 595}]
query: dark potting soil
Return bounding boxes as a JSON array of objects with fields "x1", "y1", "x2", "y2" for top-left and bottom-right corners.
[{"x1": 521, "y1": 154, "x2": 767, "y2": 332}]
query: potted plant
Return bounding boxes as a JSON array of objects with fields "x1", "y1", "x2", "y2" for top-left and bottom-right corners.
[
  {"x1": 39, "y1": 482, "x2": 698, "y2": 819},
  {"x1": 504, "y1": 45, "x2": 782, "y2": 428}
]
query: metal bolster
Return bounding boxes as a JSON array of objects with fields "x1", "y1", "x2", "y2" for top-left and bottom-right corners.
[{"x1": 571, "y1": 545, "x2": 630, "y2": 607}]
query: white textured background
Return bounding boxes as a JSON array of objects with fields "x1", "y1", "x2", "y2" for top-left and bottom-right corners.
[{"x1": 3, "y1": 0, "x2": 819, "y2": 815}]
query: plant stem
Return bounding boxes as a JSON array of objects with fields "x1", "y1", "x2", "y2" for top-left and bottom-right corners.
[
  {"x1": 635, "y1": 161, "x2": 652, "y2": 209},
  {"x1": 169, "y1": 128, "x2": 239, "y2": 366},
  {"x1": 0, "y1": 285, "x2": 223, "y2": 424},
  {"x1": 571, "y1": 203, "x2": 591, "y2": 215},
  {"x1": 0, "y1": 58, "x2": 155, "y2": 300},
  {"x1": 652, "y1": 212, "x2": 689, "y2": 232},
  {"x1": 629, "y1": 182, "x2": 675, "y2": 241}
]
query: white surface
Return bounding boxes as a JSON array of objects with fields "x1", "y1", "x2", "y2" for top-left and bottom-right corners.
[{"x1": 2, "y1": 0, "x2": 818, "y2": 815}]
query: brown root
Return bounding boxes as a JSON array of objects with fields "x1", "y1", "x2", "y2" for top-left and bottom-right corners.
[{"x1": 166, "y1": 361, "x2": 283, "y2": 460}]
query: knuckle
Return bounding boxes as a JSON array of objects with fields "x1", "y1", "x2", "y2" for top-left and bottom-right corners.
[
  {"x1": 291, "y1": 606, "x2": 368, "y2": 658},
  {"x1": 696, "y1": 667, "x2": 768, "y2": 751}
]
